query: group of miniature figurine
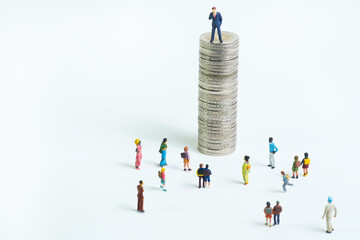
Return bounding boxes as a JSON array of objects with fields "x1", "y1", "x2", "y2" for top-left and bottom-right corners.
[
  {"x1": 134, "y1": 136, "x2": 337, "y2": 233},
  {"x1": 135, "y1": 6, "x2": 337, "y2": 234}
]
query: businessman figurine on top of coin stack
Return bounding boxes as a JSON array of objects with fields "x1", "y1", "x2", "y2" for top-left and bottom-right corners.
[{"x1": 208, "y1": 6, "x2": 223, "y2": 43}]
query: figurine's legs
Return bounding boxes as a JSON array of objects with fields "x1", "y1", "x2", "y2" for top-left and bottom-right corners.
[
  {"x1": 282, "y1": 182, "x2": 287, "y2": 191},
  {"x1": 326, "y1": 217, "x2": 333, "y2": 232},
  {"x1": 269, "y1": 153, "x2": 275, "y2": 167},
  {"x1": 216, "y1": 26, "x2": 222, "y2": 42},
  {"x1": 211, "y1": 26, "x2": 216, "y2": 42}
]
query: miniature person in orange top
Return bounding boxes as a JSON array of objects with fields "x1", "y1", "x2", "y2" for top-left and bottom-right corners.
[
  {"x1": 134, "y1": 139, "x2": 142, "y2": 170},
  {"x1": 264, "y1": 201, "x2": 273, "y2": 227},
  {"x1": 137, "y1": 180, "x2": 144, "y2": 213},
  {"x1": 181, "y1": 146, "x2": 192, "y2": 171}
]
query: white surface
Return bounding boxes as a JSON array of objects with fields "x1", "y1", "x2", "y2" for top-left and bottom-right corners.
[{"x1": 0, "y1": 0, "x2": 359, "y2": 239}]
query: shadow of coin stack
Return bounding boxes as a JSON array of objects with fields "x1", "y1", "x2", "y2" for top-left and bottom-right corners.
[{"x1": 198, "y1": 31, "x2": 239, "y2": 156}]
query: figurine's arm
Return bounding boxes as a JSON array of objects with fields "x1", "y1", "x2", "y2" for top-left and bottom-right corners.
[
  {"x1": 322, "y1": 206, "x2": 327, "y2": 219},
  {"x1": 208, "y1": 13, "x2": 213, "y2": 20},
  {"x1": 334, "y1": 206, "x2": 337, "y2": 217},
  {"x1": 219, "y1": 13, "x2": 223, "y2": 25}
]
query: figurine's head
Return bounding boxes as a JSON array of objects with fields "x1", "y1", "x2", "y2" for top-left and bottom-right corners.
[
  {"x1": 328, "y1": 196, "x2": 333, "y2": 203},
  {"x1": 212, "y1": 6, "x2": 216, "y2": 13},
  {"x1": 161, "y1": 167, "x2": 165, "y2": 173},
  {"x1": 281, "y1": 171, "x2": 285, "y2": 176},
  {"x1": 269, "y1": 137, "x2": 273, "y2": 143},
  {"x1": 294, "y1": 155, "x2": 299, "y2": 160},
  {"x1": 304, "y1": 152, "x2": 309, "y2": 158},
  {"x1": 184, "y1": 146, "x2": 188, "y2": 152},
  {"x1": 139, "y1": 180, "x2": 143, "y2": 185},
  {"x1": 276, "y1": 200, "x2": 280, "y2": 205},
  {"x1": 199, "y1": 163, "x2": 203, "y2": 168},
  {"x1": 266, "y1": 201, "x2": 271, "y2": 207},
  {"x1": 244, "y1": 155, "x2": 250, "y2": 161},
  {"x1": 135, "y1": 139, "x2": 140, "y2": 145},
  {"x1": 163, "y1": 138, "x2": 167, "y2": 144},
  {"x1": 205, "y1": 164, "x2": 209, "y2": 169}
]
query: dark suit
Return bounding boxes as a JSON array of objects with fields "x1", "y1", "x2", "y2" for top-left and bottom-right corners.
[
  {"x1": 137, "y1": 184, "x2": 144, "y2": 212},
  {"x1": 208, "y1": 12, "x2": 223, "y2": 42}
]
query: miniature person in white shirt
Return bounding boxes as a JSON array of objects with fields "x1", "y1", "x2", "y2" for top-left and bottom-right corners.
[{"x1": 322, "y1": 196, "x2": 337, "y2": 233}]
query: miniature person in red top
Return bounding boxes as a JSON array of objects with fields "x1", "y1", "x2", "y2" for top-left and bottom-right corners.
[
  {"x1": 272, "y1": 201, "x2": 282, "y2": 226},
  {"x1": 137, "y1": 180, "x2": 144, "y2": 213},
  {"x1": 134, "y1": 139, "x2": 142, "y2": 170},
  {"x1": 264, "y1": 201, "x2": 273, "y2": 227}
]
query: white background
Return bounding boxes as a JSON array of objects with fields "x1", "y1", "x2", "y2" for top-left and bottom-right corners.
[{"x1": 0, "y1": 0, "x2": 359, "y2": 239}]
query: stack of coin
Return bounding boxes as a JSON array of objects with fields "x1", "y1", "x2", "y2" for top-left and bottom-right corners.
[{"x1": 198, "y1": 31, "x2": 239, "y2": 156}]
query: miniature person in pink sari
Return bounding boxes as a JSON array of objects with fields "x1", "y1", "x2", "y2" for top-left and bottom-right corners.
[{"x1": 135, "y1": 139, "x2": 142, "y2": 170}]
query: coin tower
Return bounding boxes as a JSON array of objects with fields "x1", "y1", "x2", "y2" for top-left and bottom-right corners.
[{"x1": 198, "y1": 31, "x2": 239, "y2": 156}]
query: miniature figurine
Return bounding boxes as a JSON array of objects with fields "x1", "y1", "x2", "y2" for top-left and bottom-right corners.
[
  {"x1": 291, "y1": 155, "x2": 301, "y2": 178},
  {"x1": 204, "y1": 164, "x2": 212, "y2": 188},
  {"x1": 159, "y1": 138, "x2": 168, "y2": 167},
  {"x1": 134, "y1": 139, "x2": 142, "y2": 170},
  {"x1": 158, "y1": 167, "x2": 167, "y2": 192},
  {"x1": 272, "y1": 200, "x2": 282, "y2": 226},
  {"x1": 208, "y1": 7, "x2": 223, "y2": 43},
  {"x1": 301, "y1": 152, "x2": 310, "y2": 176},
  {"x1": 322, "y1": 196, "x2": 337, "y2": 233},
  {"x1": 268, "y1": 137, "x2": 278, "y2": 169},
  {"x1": 196, "y1": 164, "x2": 206, "y2": 188},
  {"x1": 137, "y1": 180, "x2": 144, "y2": 213},
  {"x1": 281, "y1": 171, "x2": 293, "y2": 192},
  {"x1": 242, "y1": 155, "x2": 251, "y2": 185},
  {"x1": 180, "y1": 146, "x2": 192, "y2": 171},
  {"x1": 264, "y1": 202, "x2": 273, "y2": 227}
]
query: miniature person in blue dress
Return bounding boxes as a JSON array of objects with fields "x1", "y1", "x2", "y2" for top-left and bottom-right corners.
[{"x1": 159, "y1": 138, "x2": 168, "y2": 167}]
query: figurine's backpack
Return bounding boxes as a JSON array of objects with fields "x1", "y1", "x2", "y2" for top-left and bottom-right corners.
[
  {"x1": 158, "y1": 171, "x2": 162, "y2": 178},
  {"x1": 304, "y1": 158, "x2": 310, "y2": 165},
  {"x1": 265, "y1": 207, "x2": 272, "y2": 214},
  {"x1": 285, "y1": 174, "x2": 290, "y2": 181},
  {"x1": 295, "y1": 161, "x2": 301, "y2": 168}
]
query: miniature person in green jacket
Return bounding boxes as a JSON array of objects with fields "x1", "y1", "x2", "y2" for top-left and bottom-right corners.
[
  {"x1": 292, "y1": 155, "x2": 301, "y2": 179},
  {"x1": 242, "y1": 155, "x2": 251, "y2": 185}
]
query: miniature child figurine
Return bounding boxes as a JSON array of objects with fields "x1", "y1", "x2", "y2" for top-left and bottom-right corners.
[
  {"x1": 196, "y1": 164, "x2": 206, "y2": 188},
  {"x1": 322, "y1": 196, "x2": 337, "y2": 233},
  {"x1": 134, "y1": 139, "x2": 142, "y2": 170},
  {"x1": 264, "y1": 202, "x2": 273, "y2": 227},
  {"x1": 291, "y1": 155, "x2": 301, "y2": 178},
  {"x1": 204, "y1": 164, "x2": 212, "y2": 188},
  {"x1": 301, "y1": 152, "x2": 310, "y2": 176},
  {"x1": 281, "y1": 171, "x2": 293, "y2": 192},
  {"x1": 159, "y1": 138, "x2": 168, "y2": 167},
  {"x1": 159, "y1": 167, "x2": 167, "y2": 192},
  {"x1": 272, "y1": 201, "x2": 282, "y2": 225},
  {"x1": 137, "y1": 180, "x2": 144, "y2": 213},
  {"x1": 181, "y1": 146, "x2": 191, "y2": 171},
  {"x1": 268, "y1": 137, "x2": 278, "y2": 169},
  {"x1": 242, "y1": 155, "x2": 251, "y2": 185},
  {"x1": 208, "y1": 7, "x2": 223, "y2": 43}
]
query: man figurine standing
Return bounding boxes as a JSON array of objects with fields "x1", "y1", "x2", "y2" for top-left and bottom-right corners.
[
  {"x1": 322, "y1": 196, "x2": 337, "y2": 233},
  {"x1": 137, "y1": 180, "x2": 144, "y2": 213},
  {"x1": 272, "y1": 201, "x2": 282, "y2": 226},
  {"x1": 268, "y1": 137, "x2": 278, "y2": 169},
  {"x1": 208, "y1": 7, "x2": 223, "y2": 43}
]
